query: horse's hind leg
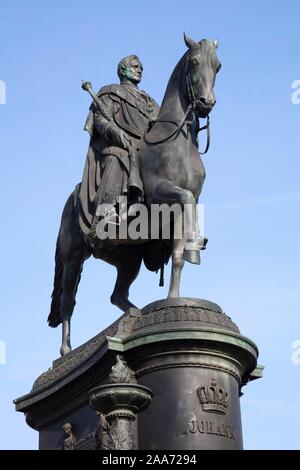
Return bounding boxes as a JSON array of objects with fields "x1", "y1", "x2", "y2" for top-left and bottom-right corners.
[
  {"x1": 48, "y1": 186, "x2": 90, "y2": 357},
  {"x1": 60, "y1": 256, "x2": 84, "y2": 356},
  {"x1": 110, "y1": 252, "x2": 142, "y2": 312}
]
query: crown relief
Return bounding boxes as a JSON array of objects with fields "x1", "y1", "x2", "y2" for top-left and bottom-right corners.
[{"x1": 197, "y1": 378, "x2": 229, "y2": 415}]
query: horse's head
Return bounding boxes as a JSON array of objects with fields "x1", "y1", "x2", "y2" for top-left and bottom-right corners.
[{"x1": 184, "y1": 34, "x2": 221, "y2": 118}]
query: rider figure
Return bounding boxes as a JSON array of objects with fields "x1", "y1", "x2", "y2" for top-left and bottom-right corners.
[{"x1": 79, "y1": 55, "x2": 159, "y2": 237}]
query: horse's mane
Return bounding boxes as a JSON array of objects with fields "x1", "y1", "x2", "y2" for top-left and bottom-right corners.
[{"x1": 161, "y1": 50, "x2": 189, "y2": 106}]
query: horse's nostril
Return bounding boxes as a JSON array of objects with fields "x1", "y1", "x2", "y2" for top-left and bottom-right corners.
[{"x1": 199, "y1": 97, "x2": 216, "y2": 107}]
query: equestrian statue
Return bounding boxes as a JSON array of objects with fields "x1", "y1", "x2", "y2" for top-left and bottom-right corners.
[{"x1": 47, "y1": 34, "x2": 221, "y2": 356}]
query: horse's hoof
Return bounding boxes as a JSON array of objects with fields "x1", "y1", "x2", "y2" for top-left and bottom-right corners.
[
  {"x1": 60, "y1": 344, "x2": 72, "y2": 357},
  {"x1": 199, "y1": 237, "x2": 208, "y2": 250},
  {"x1": 183, "y1": 249, "x2": 201, "y2": 264}
]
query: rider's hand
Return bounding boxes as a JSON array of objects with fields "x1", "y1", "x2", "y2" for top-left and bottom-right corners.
[
  {"x1": 108, "y1": 124, "x2": 131, "y2": 151},
  {"x1": 116, "y1": 130, "x2": 131, "y2": 151}
]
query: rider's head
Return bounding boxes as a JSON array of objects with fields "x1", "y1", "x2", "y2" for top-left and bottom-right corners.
[{"x1": 117, "y1": 55, "x2": 143, "y2": 85}]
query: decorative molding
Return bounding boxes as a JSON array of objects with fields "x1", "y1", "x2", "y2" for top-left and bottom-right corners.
[
  {"x1": 135, "y1": 361, "x2": 241, "y2": 383},
  {"x1": 32, "y1": 335, "x2": 107, "y2": 390},
  {"x1": 134, "y1": 304, "x2": 239, "y2": 334},
  {"x1": 20, "y1": 355, "x2": 115, "y2": 429},
  {"x1": 31, "y1": 315, "x2": 130, "y2": 391}
]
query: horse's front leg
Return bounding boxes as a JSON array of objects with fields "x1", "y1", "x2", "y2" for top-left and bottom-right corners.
[
  {"x1": 154, "y1": 180, "x2": 200, "y2": 265},
  {"x1": 182, "y1": 198, "x2": 200, "y2": 264},
  {"x1": 168, "y1": 213, "x2": 186, "y2": 298}
]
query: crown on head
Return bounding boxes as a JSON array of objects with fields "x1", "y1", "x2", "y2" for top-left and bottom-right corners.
[{"x1": 197, "y1": 379, "x2": 229, "y2": 415}]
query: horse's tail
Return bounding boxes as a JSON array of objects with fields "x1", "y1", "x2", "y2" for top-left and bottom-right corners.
[
  {"x1": 47, "y1": 184, "x2": 86, "y2": 328},
  {"x1": 48, "y1": 242, "x2": 64, "y2": 328}
]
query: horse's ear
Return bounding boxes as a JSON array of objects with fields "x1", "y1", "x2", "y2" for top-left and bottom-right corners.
[
  {"x1": 184, "y1": 33, "x2": 198, "y2": 49},
  {"x1": 213, "y1": 39, "x2": 218, "y2": 48}
]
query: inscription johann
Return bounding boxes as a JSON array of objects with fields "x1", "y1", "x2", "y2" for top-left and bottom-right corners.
[{"x1": 189, "y1": 419, "x2": 235, "y2": 440}]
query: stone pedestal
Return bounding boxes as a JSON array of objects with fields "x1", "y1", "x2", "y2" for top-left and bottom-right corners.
[{"x1": 14, "y1": 298, "x2": 261, "y2": 450}]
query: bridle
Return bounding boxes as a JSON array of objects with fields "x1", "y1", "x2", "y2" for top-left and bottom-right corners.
[{"x1": 144, "y1": 49, "x2": 211, "y2": 155}]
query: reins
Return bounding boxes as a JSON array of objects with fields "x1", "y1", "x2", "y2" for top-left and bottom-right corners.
[{"x1": 198, "y1": 114, "x2": 210, "y2": 155}]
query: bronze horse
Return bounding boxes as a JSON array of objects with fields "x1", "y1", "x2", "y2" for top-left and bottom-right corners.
[{"x1": 48, "y1": 35, "x2": 221, "y2": 356}]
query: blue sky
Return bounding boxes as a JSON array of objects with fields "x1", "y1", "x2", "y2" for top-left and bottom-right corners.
[{"x1": 0, "y1": 0, "x2": 299, "y2": 449}]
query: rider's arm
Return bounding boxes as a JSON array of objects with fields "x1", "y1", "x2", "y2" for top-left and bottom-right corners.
[{"x1": 94, "y1": 94, "x2": 127, "y2": 149}]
